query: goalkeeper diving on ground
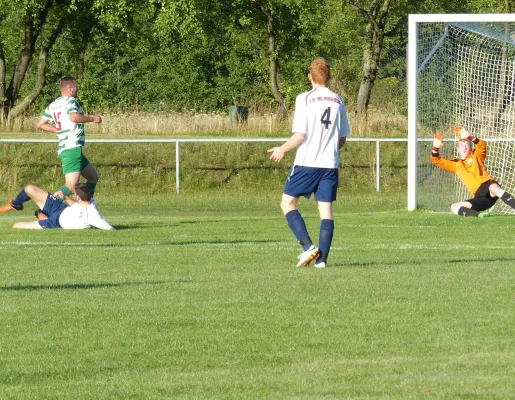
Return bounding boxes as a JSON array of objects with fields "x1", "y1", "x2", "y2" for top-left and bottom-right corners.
[{"x1": 430, "y1": 126, "x2": 515, "y2": 217}]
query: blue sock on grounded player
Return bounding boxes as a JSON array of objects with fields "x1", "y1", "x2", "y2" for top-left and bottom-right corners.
[
  {"x1": 86, "y1": 182, "x2": 97, "y2": 198},
  {"x1": 318, "y1": 219, "x2": 334, "y2": 263},
  {"x1": 285, "y1": 210, "x2": 313, "y2": 251},
  {"x1": 12, "y1": 189, "x2": 31, "y2": 206}
]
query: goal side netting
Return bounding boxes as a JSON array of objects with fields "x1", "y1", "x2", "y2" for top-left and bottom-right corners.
[{"x1": 409, "y1": 16, "x2": 515, "y2": 214}]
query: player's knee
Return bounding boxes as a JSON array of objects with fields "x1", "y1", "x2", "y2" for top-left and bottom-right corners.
[
  {"x1": 489, "y1": 183, "x2": 501, "y2": 197},
  {"x1": 24, "y1": 184, "x2": 37, "y2": 195},
  {"x1": 83, "y1": 167, "x2": 99, "y2": 183},
  {"x1": 280, "y1": 201, "x2": 295, "y2": 214},
  {"x1": 89, "y1": 171, "x2": 99, "y2": 182},
  {"x1": 450, "y1": 203, "x2": 459, "y2": 214}
]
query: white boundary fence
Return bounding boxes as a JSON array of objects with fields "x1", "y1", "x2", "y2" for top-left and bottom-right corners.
[{"x1": 0, "y1": 137, "x2": 408, "y2": 195}]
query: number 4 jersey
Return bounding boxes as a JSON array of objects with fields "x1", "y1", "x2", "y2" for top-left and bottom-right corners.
[
  {"x1": 291, "y1": 86, "x2": 350, "y2": 169},
  {"x1": 42, "y1": 96, "x2": 86, "y2": 155}
]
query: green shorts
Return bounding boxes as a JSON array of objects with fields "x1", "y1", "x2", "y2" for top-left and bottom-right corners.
[{"x1": 58, "y1": 147, "x2": 90, "y2": 175}]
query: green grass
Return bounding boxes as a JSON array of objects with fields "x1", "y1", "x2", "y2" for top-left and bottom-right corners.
[{"x1": 0, "y1": 191, "x2": 513, "y2": 399}]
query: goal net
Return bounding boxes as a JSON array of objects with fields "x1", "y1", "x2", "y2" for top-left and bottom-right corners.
[{"x1": 408, "y1": 15, "x2": 515, "y2": 214}]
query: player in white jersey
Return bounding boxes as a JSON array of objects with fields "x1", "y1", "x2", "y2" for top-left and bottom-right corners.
[
  {"x1": 268, "y1": 57, "x2": 350, "y2": 268},
  {"x1": 0, "y1": 183, "x2": 114, "y2": 230},
  {"x1": 36, "y1": 76, "x2": 103, "y2": 200}
]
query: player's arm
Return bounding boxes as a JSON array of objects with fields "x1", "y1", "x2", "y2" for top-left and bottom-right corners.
[
  {"x1": 69, "y1": 112, "x2": 102, "y2": 124},
  {"x1": 88, "y1": 209, "x2": 115, "y2": 230},
  {"x1": 267, "y1": 132, "x2": 306, "y2": 162},
  {"x1": 474, "y1": 138, "x2": 486, "y2": 162},
  {"x1": 54, "y1": 190, "x2": 75, "y2": 206},
  {"x1": 338, "y1": 137, "x2": 347, "y2": 150},
  {"x1": 430, "y1": 133, "x2": 457, "y2": 173},
  {"x1": 36, "y1": 117, "x2": 56, "y2": 133}
]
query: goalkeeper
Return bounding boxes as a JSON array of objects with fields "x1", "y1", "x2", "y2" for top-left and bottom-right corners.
[{"x1": 430, "y1": 126, "x2": 515, "y2": 217}]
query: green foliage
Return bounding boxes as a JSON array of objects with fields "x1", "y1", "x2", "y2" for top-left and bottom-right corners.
[{"x1": 2, "y1": 0, "x2": 511, "y2": 121}]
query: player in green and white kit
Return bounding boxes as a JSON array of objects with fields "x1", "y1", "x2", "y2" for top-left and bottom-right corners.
[{"x1": 36, "y1": 76, "x2": 103, "y2": 199}]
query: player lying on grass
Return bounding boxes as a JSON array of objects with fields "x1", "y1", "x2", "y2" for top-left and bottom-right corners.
[
  {"x1": 430, "y1": 126, "x2": 515, "y2": 217},
  {"x1": 0, "y1": 183, "x2": 114, "y2": 230}
]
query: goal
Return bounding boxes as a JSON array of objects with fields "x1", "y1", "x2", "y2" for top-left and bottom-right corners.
[{"x1": 408, "y1": 14, "x2": 515, "y2": 213}]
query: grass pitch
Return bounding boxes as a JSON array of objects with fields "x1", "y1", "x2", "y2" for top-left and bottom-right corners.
[{"x1": 0, "y1": 191, "x2": 513, "y2": 399}]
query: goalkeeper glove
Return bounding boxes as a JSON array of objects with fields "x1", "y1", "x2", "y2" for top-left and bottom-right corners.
[
  {"x1": 453, "y1": 126, "x2": 474, "y2": 140},
  {"x1": 433, "y1": 133, "x2": 444, "y2": 151}
]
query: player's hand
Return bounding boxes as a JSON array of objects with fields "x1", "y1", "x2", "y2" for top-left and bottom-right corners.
[
  {"x1": 268, "y1": 147, "x2": 285, "y2": 162},
  {"x1": 92, "y1": 115, "x2": 102, "y2": 123},
  {"x1": 453, "y1": 126, "x2": 470, "y2": 139},
  {"x1": 433, "y1": 133, "x2": 444, "y2": 149},
  {"x1": 53, "y1": 190, "x2": 65, "y2": 199}
]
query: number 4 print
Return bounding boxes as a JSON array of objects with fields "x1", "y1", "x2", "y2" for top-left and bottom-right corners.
[
  {"x1": 53, "y1": 112, "x2": 62, "y2": 131},
  {"x1": 321, "y1": 107, "x2": 331, "y2": 129}
]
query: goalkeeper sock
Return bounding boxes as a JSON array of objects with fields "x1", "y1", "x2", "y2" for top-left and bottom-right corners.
[
  {"x1": 86, "y1": 181, "x2": 97, "y2": 198},
  {"x1": 318, "y1": 219, "x2": 334, "y2": 263},
  {"x1": 12, "y1": 189, "x2": 30, "y2": 207},
  {"x1": 457, "y1": 207, "x2": 479, "y2": 217},
  {"x1": 500, "y1": 191, "x2": 515, "y2": 209},
  {"x1": 286, "y1": 210, "x2": 313, "y2": 251}
]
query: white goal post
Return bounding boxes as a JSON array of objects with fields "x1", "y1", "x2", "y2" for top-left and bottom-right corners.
[{"x1": 408, "y1": 14, "x2": 515, "y2": 213}]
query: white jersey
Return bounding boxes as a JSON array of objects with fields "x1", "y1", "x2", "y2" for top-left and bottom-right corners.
[
  {"x1": 291, "y1": 86, "x2": 350, "y2": 168},
  {"x1": 59, "y1": 202, "x2": 113, "y2": 230},
  {"x1": 42, "y1": 96, "x2": 85, "y2": 155}
]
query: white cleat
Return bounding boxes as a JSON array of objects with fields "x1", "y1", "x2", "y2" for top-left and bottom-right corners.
[
  {"x1": 314, "y1": 262, "x2": 326, "y2": 268},
  {"x1": 296, "y1": 245, "x2": 320, "y2": 267}
]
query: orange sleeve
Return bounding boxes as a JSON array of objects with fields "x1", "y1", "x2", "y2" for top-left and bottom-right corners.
[
  {"x1": 474, "y1": 139, "x2": 487, "y2": 163},
  {"x1": 430, "y1": 153, "x2": 457, "y2": 174}
]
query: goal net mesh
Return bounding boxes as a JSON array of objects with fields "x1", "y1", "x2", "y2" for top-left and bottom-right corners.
[{"x1": 417, "y1": 21, "x2": 515, "y2": 214}]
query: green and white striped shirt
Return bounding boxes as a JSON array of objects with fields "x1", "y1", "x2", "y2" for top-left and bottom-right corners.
[{"x1": 42, "y1": 96, "x2": 85, "y2": 155}]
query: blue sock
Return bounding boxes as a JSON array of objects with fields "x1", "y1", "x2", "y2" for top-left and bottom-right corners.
[
  {"x1": 318, "y1": 219, "x2": 334, "y2": 263},
  {"x1": 285, "y1": 210, "x2": 313, "y2": 251},
  {"x1": 12, "y1": 189, "x2": 30, "y2": 207}
]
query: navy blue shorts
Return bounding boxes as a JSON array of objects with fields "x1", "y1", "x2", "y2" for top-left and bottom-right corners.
[
  {"x1": 38, "y1": 193, "x2": 68, "y2": 229},
  {"x1": 283, "y1": 165, "x2": 338, "y2": 202}
]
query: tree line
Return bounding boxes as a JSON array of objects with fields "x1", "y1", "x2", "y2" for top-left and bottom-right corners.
[{"x1": 0, "y1": 0, "x2": 512, "y2": 127}]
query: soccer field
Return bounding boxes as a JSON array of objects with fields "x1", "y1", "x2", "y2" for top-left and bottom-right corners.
[{"x1": 0, "y1": 192, "x2": 513, "y2": 399}]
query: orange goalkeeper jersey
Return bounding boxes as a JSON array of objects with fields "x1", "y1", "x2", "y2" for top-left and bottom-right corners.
[{"x1": 430, "y1": 139, "x2": 494, "y2": 196}]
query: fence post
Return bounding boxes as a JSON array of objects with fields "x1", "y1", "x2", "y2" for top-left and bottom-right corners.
[
  {"x1": 376, "y1": 140, "x2": 380, "y2": 192},
  {"x1": 176, "y1": 141, "x2": 180, "y2": 193}
]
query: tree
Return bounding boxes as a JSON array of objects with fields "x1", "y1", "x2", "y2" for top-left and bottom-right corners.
[
  {"x1": 0, "y1": 0, "x2": 142, "y2": 126},
  {"x1": 342, "y1": 0, "x2": 397, "y2": 120}
]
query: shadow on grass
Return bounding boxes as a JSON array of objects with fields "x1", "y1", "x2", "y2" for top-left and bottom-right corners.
[
  {"x1": 0, "y1": 280, "x2": 172, "y2": 292},
  {"x1": 7, "y1": 239, "x2": 278, "y2": 247},
  {"x1": 341, "y1": 256, "x2": 515, "y2": 268},
  {"x1": 113, "y1": 219, "x2": 269, "y2": 229}
]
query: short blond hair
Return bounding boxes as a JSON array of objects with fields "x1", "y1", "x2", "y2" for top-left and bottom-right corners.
[
  {"x1": 309, "y1": 57, "x2": 330, "y2": 85},
  {"x1": 458, "y1": 138, "x2": 473, "y2": 149}
]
